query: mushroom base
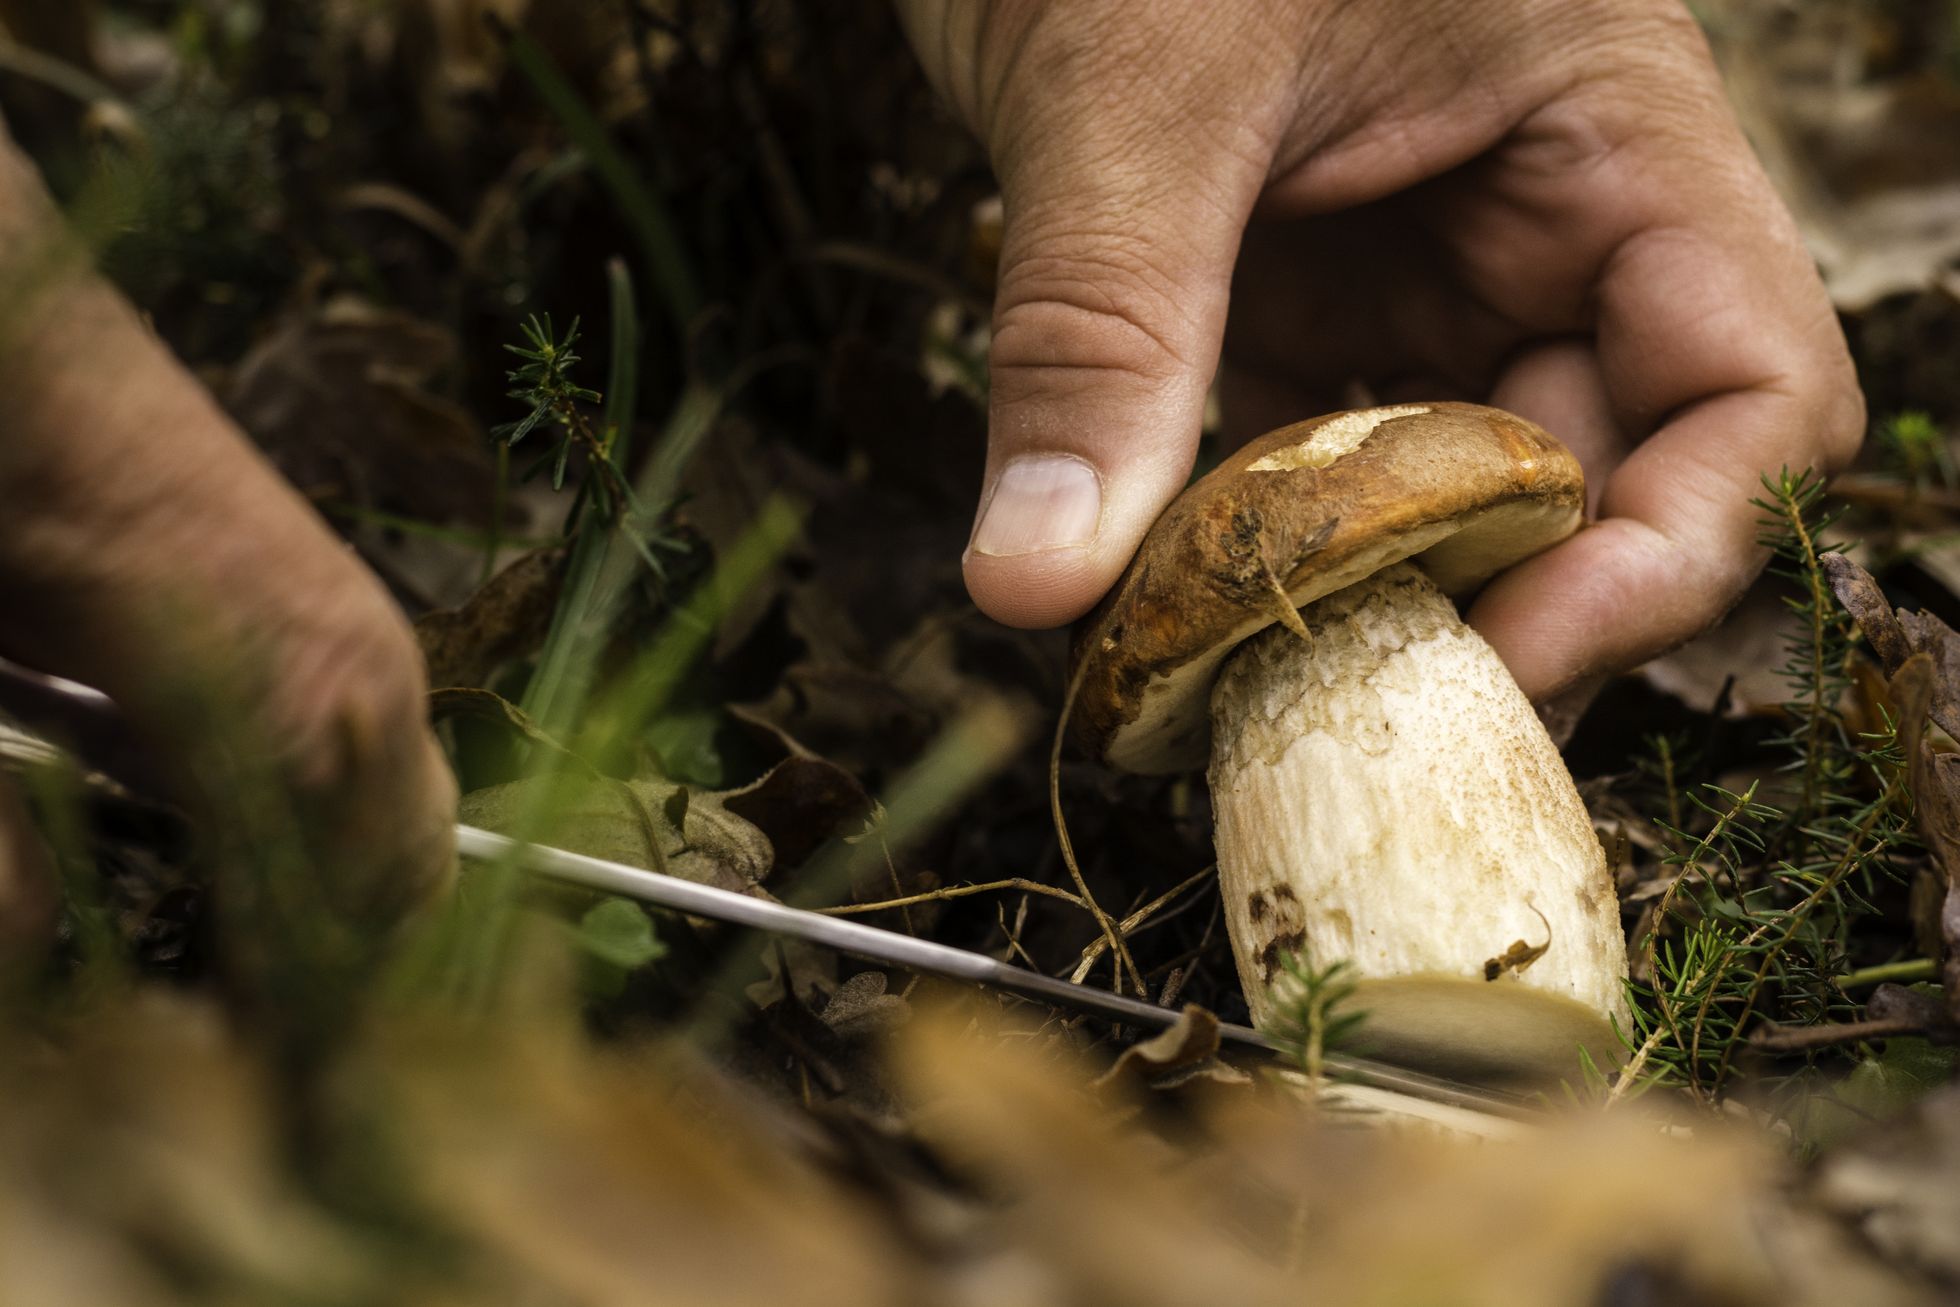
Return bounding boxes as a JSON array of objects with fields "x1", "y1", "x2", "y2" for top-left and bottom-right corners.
[{"x1": 1206, "y1": 563, "x2": 1629, "y2": 1084}]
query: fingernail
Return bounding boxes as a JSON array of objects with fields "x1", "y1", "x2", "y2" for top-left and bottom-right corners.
[{"x1": 970, "y1": 455, "x2": 1102, "y2": 557}]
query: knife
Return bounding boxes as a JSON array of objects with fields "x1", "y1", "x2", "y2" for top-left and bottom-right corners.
[{"x1": 0, "y1": 655, "x2": 1536, "y2": 1119}]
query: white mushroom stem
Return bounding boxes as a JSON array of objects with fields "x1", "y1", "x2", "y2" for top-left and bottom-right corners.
[{"x1": 1207, "y1": 562, "x2": 1629, "y2": 1059}]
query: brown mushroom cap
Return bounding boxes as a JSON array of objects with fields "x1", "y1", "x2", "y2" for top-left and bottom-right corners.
[{"x1": 1069, "y1": 403, "x2": 1584, "y2": 773}]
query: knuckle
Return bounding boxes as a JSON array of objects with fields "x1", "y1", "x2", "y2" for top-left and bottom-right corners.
[
  {"x1": 1811, "y1": 357, "x2": 1867, "y2": 473},
  {"x1": 1772, "y1": 328, "x2": 1865, "y2": 475},
  {"x1": 991, "y1": 234, "x2": 1205, "y2": 385},
  {"x1": 278, "y1": 604, "x2": 433, "y2": 792}
]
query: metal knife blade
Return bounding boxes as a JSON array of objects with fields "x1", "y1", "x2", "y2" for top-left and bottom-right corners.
[
  {"x1": 0, "y1": 655, "x2": 1535, "y2": 1119},
  {"x1": 458, "y1": 824, "x2": 1534, "y2": 1117}
]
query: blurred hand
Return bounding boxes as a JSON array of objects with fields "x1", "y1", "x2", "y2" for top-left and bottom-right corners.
[
  {"x1": 0, "y1": 128, "x2": 455, "y2": 927},
  {"x1": 896, "y1": 0, "x2": 1862, "y2": 699}
]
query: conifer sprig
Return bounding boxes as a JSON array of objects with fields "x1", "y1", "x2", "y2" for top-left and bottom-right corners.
[{"x1": 1613, "y1": 471, "x2": 1920, "y2": 1111}]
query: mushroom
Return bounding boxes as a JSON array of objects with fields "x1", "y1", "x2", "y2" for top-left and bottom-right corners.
[{"x1": 1070, "y1": 403, "x2": 1629, "y2": 1085}]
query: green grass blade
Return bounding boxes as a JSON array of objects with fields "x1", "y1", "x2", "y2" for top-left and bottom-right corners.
[{"x1": 505, "y1": 32, "x2": 700, "y2": 340}]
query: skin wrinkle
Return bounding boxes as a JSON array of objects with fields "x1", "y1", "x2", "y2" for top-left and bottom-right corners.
[
  {"x1": 1272, "y1": 7, "x2": 1503, "y2": 195},
  {"x1": 985, "y1": 4, "x2": 1289, "y2": 194},
  {"x1": 990, "y1": 145, "x2": 1256, "y2": 399},
  {"x1": 1477, "y1": 520, "x2": 1681, "y2": 680},
  {"x1": 1273, "y1": 5, "x2": 1690, "y2": 212},
  {"x1": 1594, "y1": 223, "x2": 1808, "y2": 430},
  {"x1": 976, "y1": 6, "x2": 1040, "y2": 157},
  {"x1": 1610, "y1": 388, "x2": 1802, "y2": 511},
  {"x1": 991, "y1": 273, "x2": 1197, "y2": 379},
  {"x1": 1273, "y1": 0, "x2": 1448, "y2": 184},
  {"x1": 993, "y1": 238, "x2": 1213, "y2": 369},
  {"x1": 1600, "y1": 382, "x2": 1853, "y2": 541},
  {"x1": 1473, "y1": 546, "x2": 1672, "y2": 695},
  {"x1": 899, "y1": 0, "x2": 1863, "y2": 666},
  {"x1": 1005, "y1": 199, "x2": 1225, "y2": 299},
  {"x1": 0, "y1": 123, "x2": 455, "y2": 911}
]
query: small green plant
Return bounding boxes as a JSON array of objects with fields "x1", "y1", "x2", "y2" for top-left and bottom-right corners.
[
  {"x1": 494, "y1": 313, "x2": 687, "y2": 584},
  {"x1": 1265, "y1": 951, "x2": 1367, "y2": 1085},
  {"x1": 1755, "y1": 468, "x2": 1858, "y2": 839},
  {"x1": 497, "y1": 315, "x2": 613, "y2": 492},
  {"x1": 1874, "y1": 410, "x2": 1954, "y2": 492},
  {"x1": 1613, "y1": 471, "x2": 1921, "y2": 1112}
]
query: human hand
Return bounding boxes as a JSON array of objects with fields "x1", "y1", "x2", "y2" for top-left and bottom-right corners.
[
  {"x1": 895, "y1": 0, "x2": 1862, "y2": 701},
  {"x1": 0, "y1": 133, "x2": 455, "y2": 928}
]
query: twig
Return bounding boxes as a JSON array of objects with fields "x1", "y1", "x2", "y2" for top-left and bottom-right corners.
[
  {"x1": 1050, "y1": 660, "x2": 1147, "y2": 995},
  {"x1": 1261, "y1": 561, "x2": 1315, "y2": 647},
  {"x1": 1070, "y1": 867, "x2": 1216, "y2": 982},
  {"x1": 1695, "y1": 774, "x2": 1905, "y2": 1093},
  {"x1": 1830, "y1": 473, "x2": 1960, "y2": 516},
  {"x1": 814, "y1": 877, "x2": 1085, "y2": 916},
  {"x1": 1749, "y1": 1015, "x2": 1948, "y2": 1053},
  {"x1": 996, "y1": 899, "x2": 1041, "y2": 972},
  {"x1": 1615, "y1": 787, "x2": 1760, "y2": 1106}
]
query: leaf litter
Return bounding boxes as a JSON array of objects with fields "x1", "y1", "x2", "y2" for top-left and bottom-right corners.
[{"x1": 2, "y1": 1, "x2": 1960, "y2": 1303}]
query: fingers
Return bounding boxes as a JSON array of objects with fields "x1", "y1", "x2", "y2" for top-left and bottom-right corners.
[
  {"x1": 0, "y1": 272, "x2": 459, "y2": 923},
  {"x1": 1486, "y1": 340, "x2": 1632, "y2": 518},
  {"x1": 1465, "y1": 13, "x2": 1863, "y2": 700},
  {"x1": 1470, "y1": 231, "x2": 1862, "y2": 701},
  {"x1": 930, "y1": 6, "x2": 1290, "y2": 628},
  {"x1": 263, "y1": 608, "x2": 460, "y2": 922}
]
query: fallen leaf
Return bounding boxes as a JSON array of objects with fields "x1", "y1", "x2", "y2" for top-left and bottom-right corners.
[
  {"x1": 1823, "y1": 560, "x2": 1960, "y2": 1020},
  {"x1": 571, "y1": 898, "x2": 666, "y2": 971},
  {"x1": 416, "y1": 546, "x2": 566, "y2": 689},
  {"x1": 1816, "y1": 1083, "x2": 1960, "y2": 1283},
  {"x1": 1640, "y1": 578, "x2": 1807, "y2": 715},
  {"x1": 1708, "y1": 0, "x2": 1960, "y2": 310},
  {"x1": 459, "y1": 775, "x2": 773, "y2": 898},
  {"x1": 721, "y1": 750, "x2": 872, "y2": 871},
  {"x1": 1093, "y1": 1004, "x2": 1237, "y2": 1092},
  {"x1": 223, "y1": 296, "x2": 497, "y2": 527},
  {"x1": 429, "y1": 686, "x2": 586, "y2": 765},
  {"x1": 818, "y1": 971, "x2": 910, "y2": 1041},
  {"x1": 1825, "y1": 553, "x2": 1914, "y2": 670}
]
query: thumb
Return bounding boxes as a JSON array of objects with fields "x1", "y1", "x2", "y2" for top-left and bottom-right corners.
[{"x1": 962, "y1": 46, "x2": 1272, "y2": 627}]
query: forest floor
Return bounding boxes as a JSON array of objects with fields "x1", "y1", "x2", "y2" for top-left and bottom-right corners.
[{"x1": 2, "y1": 2, "x2": 1960, "y2": 1304}]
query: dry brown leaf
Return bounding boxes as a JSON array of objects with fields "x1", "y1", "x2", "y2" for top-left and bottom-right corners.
[
  {"x1": 1093, "y1": 1003, "x2": 1224, "y2": 1089},
  {"x1": 1639, "y1": 579, "x2": 1805, "y2": 715},
  {"x1": 1706, "y1": 0, "x2": 1960, "y2": 309},
  {"x1": 895, "y1": 1004, "x2": 1936, "y2": 1307},
  {"x1": 721, "y1": 752, "x2": 871, "y2": 872},
  {"x1": 223, "y1": 296, "x2": 495, "y2": 527},
  {"x1": 1825, "y1": 554, "x2": 1913, "y2": 667},
  {"x1": 459, "y1": 775, "x2": 774, "y2": 897},
  {"x1": 896, "y1": 1008, "x2": 1293, "y2": 1306},
  {"x1": 819, "y1": 970, "x2": 910, "y2": 1041},
  {"x1": 1828, "y1": 558, "x2": 1960, "y2": 1019},
  {"x1": 0, "y1": 995, "x2": 379, "y2": 1306},
  {"x1": 1816, "y1": 1084, "x2": 1960, "y2": 1286},
  {"x1": 415, "y1": 546, "x2": 566, "y2": 689}
]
